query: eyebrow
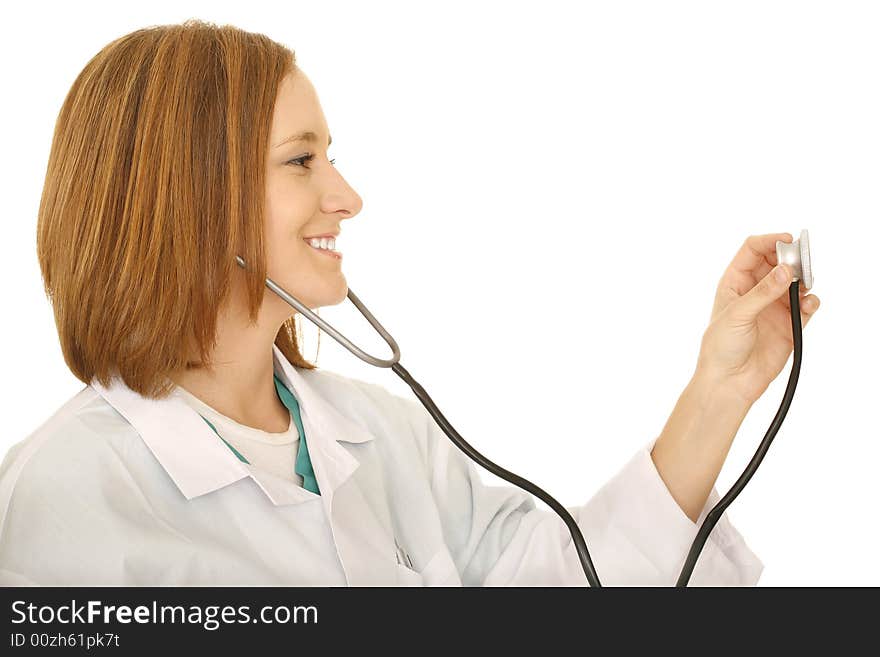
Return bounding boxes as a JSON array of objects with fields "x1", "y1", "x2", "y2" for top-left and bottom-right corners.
[{"x1": 273, "y1": 131, "x2": 333, "y2": 149}]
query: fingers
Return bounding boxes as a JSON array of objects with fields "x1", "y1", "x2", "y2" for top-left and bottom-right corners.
[
  {"x1": 801, "y1": 294, "x2": 821, "y2": 325},
  {"x1": 777, "y1": 281, "x2": 812, "y2": 313},
  {"x1": 718, "y1": 233, "x2": 793, "y2": 299},
  {"x1": 791, "y1": 294, "x2": 820, "y2": 331},
  {"x1": 756, "y1": 266, "x2": 809, "y2": 298},
  {"x1": 729, "y1": 233, "x2": 793, "y2": 276},
  {"x1": 782, "y1": 290, "x2": 820, "y2": 328},
  {"x1": 728, "y1": 263, "x2": 793, "y2": 321}
]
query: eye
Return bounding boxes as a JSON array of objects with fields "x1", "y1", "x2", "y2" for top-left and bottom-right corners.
[{"x1": 286, "y1": 153, "x2": 337, "y2": 169}]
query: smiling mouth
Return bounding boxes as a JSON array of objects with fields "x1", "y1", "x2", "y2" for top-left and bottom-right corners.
[{"x1": 304, "y1": 239, "x2": 342, "y2": 260}]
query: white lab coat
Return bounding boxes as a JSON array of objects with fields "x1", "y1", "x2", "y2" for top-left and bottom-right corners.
[{"x1": 0, "y1": 344, "x2": 763, "y2": 586}]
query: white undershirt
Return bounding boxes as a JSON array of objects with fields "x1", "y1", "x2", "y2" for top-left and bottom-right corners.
[{"x1": 173, "y1": 386, "x2": 304, "y2": 486}]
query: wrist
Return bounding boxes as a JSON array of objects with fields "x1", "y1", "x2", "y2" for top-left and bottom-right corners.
[
  {"x1": 650, "y1": 371, "x2": 754, "y2": 522},
  {"x1": 690, "y1": 367, "x2": 755, "y2": 416}
]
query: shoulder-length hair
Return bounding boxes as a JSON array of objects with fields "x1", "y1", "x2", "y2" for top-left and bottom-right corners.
[{"x1": 37, "y1": 19, "x2": 317, "y2": 399}]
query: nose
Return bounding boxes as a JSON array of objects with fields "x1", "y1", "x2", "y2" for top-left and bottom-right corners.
[
  {"x1": 345, "y1": 187, "x2": 363, "y2": 219},
  {"x1": 326, "y1": 175, "x2": 363, "y2": 224}
]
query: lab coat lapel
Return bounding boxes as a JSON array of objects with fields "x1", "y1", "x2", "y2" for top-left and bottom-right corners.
[
  {"x1": 94, "y1": 348, "x2": 403, "y2": 586},
  {"x1": 89, "y1": 376, "x2": 252, "y2": 500},
  {"x1": 271, "y1": 347, "x2": 370, "y2": 499},
  {"x1": 272, "y1": 346, "x2": 400, "y2": 585}
]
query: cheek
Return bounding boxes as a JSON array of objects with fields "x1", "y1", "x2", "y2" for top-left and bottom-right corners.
[
  {"x1": 265, "y1": 177, "x2": 313, "y2": 235},
  {"x1": 262, "y1": 210, "x2": 315, "y2": 276},
  {"x1": 264, "y1": 209, "x2": 290, "y2": 242},
  {"x1": 263, "y1": 177, "x2": 315, "y2": 261}
]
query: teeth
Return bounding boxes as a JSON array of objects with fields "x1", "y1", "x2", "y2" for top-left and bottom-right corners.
[{"x1": 308, "y1": 237, "x2": 336, "y2": 251}]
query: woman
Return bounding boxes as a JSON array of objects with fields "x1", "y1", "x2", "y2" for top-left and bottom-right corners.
[{"x1": 0, "y1": 20, "x2": 820, "y2": 586}]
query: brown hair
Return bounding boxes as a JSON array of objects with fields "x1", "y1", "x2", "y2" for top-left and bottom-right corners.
[{"x1": 37, "y1": 19, "x2": 317, "y2": 399}]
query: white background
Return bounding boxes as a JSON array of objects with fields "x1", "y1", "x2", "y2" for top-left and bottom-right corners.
[{"x1": 1, "y1": 1, "x2": 877, "y2": 585}]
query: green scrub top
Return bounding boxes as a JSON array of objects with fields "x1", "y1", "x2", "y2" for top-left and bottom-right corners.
[{"x1": 197, "y1": 374, "x2": 321, "y2": 495}]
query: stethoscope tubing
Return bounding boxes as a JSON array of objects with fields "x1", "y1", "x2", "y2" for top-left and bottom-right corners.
[
  {"x1": 236, "y1": 255, "x2": 602, "y2": 586},
  {"x1": 236, "y1": 256, "x2": 803, "y2": 588},
  {"x1": 391, "y1": 359, "x2": 602, "y2": 587},
  {"x1": 235, "y1": 255, "x2": 401, "y2": 367},
  {"x1": 675, "y1": 280, "x2": 803, "y2": 586}
]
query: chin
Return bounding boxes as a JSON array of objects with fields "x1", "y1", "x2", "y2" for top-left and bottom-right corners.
[
  {"x1": 328, "y1": 280, "x2": 349, "y2": 306},
  {"x1": 304, "y1": 281, "x2": 349, "y2": 310}
]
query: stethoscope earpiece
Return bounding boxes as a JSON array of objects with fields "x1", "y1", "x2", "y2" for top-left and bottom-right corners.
[{"x1": 776, "y1": 229, "x2": 813, "y2": 290}]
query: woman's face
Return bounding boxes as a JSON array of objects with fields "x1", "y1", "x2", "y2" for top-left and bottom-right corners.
[{"x1": 261, "y1": 68, "x2": 362, "y2": 317}]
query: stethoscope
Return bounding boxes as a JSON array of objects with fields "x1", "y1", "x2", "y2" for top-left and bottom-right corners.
[{"x1": 235, "y1": 228, "x2": 814, "y2": 587}]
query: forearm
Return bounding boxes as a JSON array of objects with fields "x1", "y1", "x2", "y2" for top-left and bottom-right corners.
[{"x1": 650, "y1": 371, "x2": 753, "y2": 522}]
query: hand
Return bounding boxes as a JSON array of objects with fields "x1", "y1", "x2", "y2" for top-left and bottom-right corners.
[{"x1": 695, "y1": 233, "x2": 821, "y2": 406}]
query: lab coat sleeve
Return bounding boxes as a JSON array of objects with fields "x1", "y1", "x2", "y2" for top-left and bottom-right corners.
[
  {"x1": 0, "y1": 435, "x2": 89, "y2": 587},
  {"x1": 0, "y1": 423, "x2": 155, "y2": 587},
  {"x1": 412, "y1": 399, "x2": 764, "y2": 587}
]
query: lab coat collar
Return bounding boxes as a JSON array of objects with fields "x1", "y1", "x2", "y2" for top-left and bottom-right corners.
[{"x1": 89, "y1": 344, "x2": 375, "y2": 507}]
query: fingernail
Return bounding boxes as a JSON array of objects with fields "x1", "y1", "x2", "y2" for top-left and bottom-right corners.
[{"x1": 775, "y1": 265, "x2": 789, "y2": 284}]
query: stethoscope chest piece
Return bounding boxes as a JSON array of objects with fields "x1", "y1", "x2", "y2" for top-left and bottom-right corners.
[{"x1": 776, "y1": 229, "x2": 813, "y2": 290}]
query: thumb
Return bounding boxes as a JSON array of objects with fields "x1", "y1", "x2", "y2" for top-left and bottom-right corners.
[{"x1": 729, "y1": 264, "x2": 792, "y2": 321}]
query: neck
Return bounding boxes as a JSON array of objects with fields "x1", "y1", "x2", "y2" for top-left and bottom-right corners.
[{"x1": 169, "y1": 288, "x2": 293, "y2": 433}]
